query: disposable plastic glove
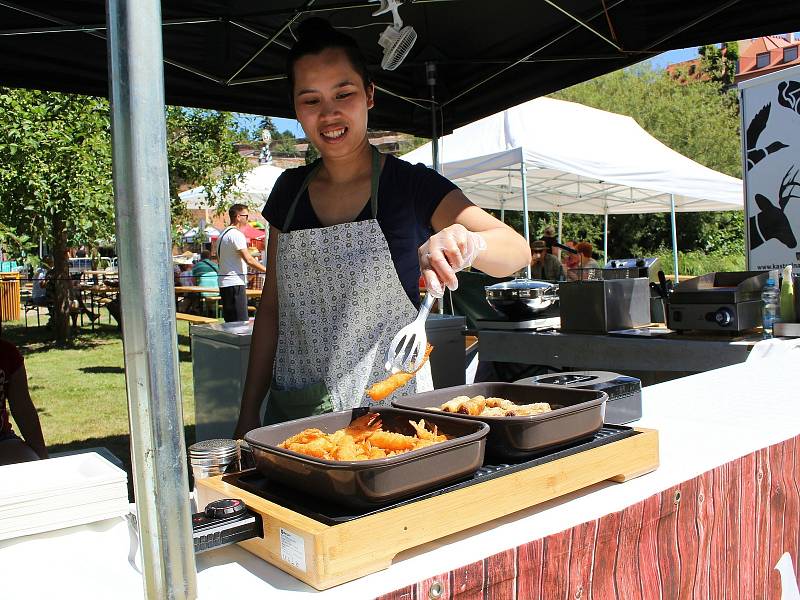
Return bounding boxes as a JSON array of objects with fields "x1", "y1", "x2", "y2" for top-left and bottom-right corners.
[{"x1": 418, "y1": 224, "x2": 487, "y2": 298}]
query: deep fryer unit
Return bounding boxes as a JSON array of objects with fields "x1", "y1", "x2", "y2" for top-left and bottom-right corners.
[{"x1": 666, "y1": 271, "x2": 768, "y2": 333}]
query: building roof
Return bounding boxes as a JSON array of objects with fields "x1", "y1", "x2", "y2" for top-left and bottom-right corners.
[{"x1": 736, "y1": 34, "x2": 799, "y2": 83}]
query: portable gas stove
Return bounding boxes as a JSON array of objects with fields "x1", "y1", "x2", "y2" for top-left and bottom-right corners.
[{"x1": 666, "y1": 271, "x2": 768, "y2": 333}]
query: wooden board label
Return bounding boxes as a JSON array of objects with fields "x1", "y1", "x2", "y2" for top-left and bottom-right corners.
[{"x1": 279, "y1": 528, "x2": 306, "y2": 572}]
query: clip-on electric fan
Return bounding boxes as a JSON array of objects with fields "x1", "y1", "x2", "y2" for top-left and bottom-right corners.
[{"x1": 372, "y1": 0, "x2": 417, "y2": 70}]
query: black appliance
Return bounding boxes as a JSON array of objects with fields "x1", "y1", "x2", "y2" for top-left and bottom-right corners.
[{"x1": 516, "y1": 370, "x2": 642, "y2": 425}]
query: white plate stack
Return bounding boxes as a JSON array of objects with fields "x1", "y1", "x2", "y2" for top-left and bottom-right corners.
[{"x1": 0, "y1": 452, "x2": 129, "y2": 541}]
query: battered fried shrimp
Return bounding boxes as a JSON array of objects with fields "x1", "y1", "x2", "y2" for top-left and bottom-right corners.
[
  {"x1": 369, "y1": 430, "x2": 417, "y2": 451},
  {"x1": 367, "y1": 344, "x2": 433, "y2": 402},
  {"x1": 278, "y1": 415, "x2": 448, "y2": 460}
]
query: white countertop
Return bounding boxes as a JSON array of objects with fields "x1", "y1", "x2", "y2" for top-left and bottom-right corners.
[{"x1": 3, "y1": 342, "x2": 799, "y2": 599}]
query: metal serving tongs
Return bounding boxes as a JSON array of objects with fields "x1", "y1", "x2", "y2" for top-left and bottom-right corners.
[{"x1": 385, "y1": 292, "x2": 435, "y2": 373}]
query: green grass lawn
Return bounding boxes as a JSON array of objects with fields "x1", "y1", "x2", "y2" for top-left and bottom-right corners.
[{"x1": 3, "y1": 310, "x2": 198, "y2": 499}]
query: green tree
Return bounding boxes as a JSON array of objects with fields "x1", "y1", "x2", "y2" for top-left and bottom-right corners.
[
  {"x1": 550, "y1": 65, "x2": 743, "y2": 260},
  {"x1": 305, "y1": 143, "x2": 320, "y2": 164},
  {"x1": 166, "y1": 107, "x2": 248, "y2": 233},
  {"x1": 0, "y1": 88, "x2": 113, "y2": 343},
  {"x1": 0, "y1": 89, "x2": 248, "y2": 343},
  {"x1": 699, "y1": 42, "x2": 740, "y2": 87}
]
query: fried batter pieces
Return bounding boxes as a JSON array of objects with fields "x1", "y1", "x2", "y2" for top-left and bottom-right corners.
[
  {"x1": 433, "y1": 395, "x2": 552, "y2": 417},
  {"x1": 278, "y1": 413, "x2": 449, "y2": 461}
]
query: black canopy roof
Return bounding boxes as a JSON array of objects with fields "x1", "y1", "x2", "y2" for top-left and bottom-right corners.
[{"x1": 1, "y1": 1, "x2": 798, "y2": 135}]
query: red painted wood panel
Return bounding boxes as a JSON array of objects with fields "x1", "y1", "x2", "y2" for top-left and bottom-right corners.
[
  {"x1": 377, "y1": 585, "x2": 414, "y2": 600},
  {"x1": 451, "y1": 560, "x2": 484, "y2": 600},
  {"x1": 724, "y1": 457, "x2": 742, "y2": 600},
  {"x1": 615, "y1": 501, "x2": 644, "y2": 600},
  {"x1": 786, "y1": 437, "x2": 800, "y2": 582},
  {"x1": 568, "y1": 520, "x2": 599, "y2": 599},
  {"x1": 415, "y1": 572, "x2": 451, "y2": 600},
  {"x1": 637, "y1": 493, "x2": 663, "y2": 600},
  {"x1": 541, "y1": 528, "x2": 571, "y2": 599},
  {"x1": 657, "y1": 484, "x2": 682, "y2": 599},
  {"x1": 708, "y1": 465, "x2": 727, "y2": 600},
  {"x1": 590, "y1": 510, "x2": 622, "y2": 599},
  {"x1": 769, "y1": 443, "x2": 787, "y2": 598},
  {"x1": 755, "y1": 447, "x2": 773, "y2": 599},
  {"x1": 740, "y1": 451, "x2": 758, "y2": 600},
  {"x1": 485, "y1": 549, "x2": 516, "y2": 600},
  {"x1": 516, "y1": 538, "x2": 544, "y2": 600},
  {"x1": 382, "y1": 436, "x2": 800, "y2": 600},
  {"x1": 675, "y1": 477, "x2": 699, "y2": 599}
]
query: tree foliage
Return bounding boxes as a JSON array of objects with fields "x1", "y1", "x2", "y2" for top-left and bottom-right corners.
[
  {"x1": 0, "y1": 88, "x2": 248, "y2": 342},
  {"x1": 549, "y1": 64, "x2": 744, "y2": 260}
]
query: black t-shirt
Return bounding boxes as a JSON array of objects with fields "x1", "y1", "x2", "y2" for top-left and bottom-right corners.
[{"x1": 262, "y1": 154, "x2": 458, "y2": 305}]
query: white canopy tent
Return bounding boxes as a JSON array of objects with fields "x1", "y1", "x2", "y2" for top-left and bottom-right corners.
[
  {"x1": 179, "y1": 163, "x2": 284, "y2": 210},
  {"x1": 401, "y1": 97, "x2": 743, "y2": 278}
]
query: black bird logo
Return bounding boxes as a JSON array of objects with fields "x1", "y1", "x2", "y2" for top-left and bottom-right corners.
[
  {"x1": 749, "y1": 166, "x2": 800, "y2": 249},
  {"x1": 746, "y1": 103, "x2": 789, "y2": 171}
]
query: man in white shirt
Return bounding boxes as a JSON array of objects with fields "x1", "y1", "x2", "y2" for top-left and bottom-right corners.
[{"x1": 216, "y1": 204, "x2": 267, "y2": 322}]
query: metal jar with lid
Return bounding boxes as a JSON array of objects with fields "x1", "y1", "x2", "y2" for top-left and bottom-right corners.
[{"x1": 188, "y1": 439, "x2": 240, "y2": 482}]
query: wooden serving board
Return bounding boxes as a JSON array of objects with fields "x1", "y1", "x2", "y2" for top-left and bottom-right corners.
[{"x1": 196, "y1": 428, "x2": 659, "y2": 590}]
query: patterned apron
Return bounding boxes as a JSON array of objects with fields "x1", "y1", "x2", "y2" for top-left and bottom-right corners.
[{"x1": 266, "y1": 147, "x2": 432, "y2": 423}]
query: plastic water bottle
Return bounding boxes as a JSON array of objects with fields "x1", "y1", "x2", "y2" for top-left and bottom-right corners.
[{"x1": 762, "y1": 276, "x2": 780, "y2": 339}]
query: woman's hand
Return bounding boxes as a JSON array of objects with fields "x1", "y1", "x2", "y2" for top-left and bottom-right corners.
[{"x1": 418, "y1": 224, "x2": 486, "y2": 297}]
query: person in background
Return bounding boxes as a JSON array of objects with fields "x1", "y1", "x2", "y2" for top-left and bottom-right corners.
[
  {"x1": 529, "y1": 239, "x2": 564, "y2": 281},
  {"x1": 562, "y1": 240, "x2": 581, "y2": 281},
  {"x1": 0, "y1": 319, "x2": 47, "y2": 465},
  {"x1": 192, "y1": 250, "x2": 219, "y2": 288},
  {"x1": 31, "y1": 256, "x2": 52, "y2": 307},
  {"x1": 576, "y1": 241, "x2": 600, "y2": 270},
  {"x1": 217, "y1": 204, "x2": 267, "y2": 322},
  {"x1": 541, "y1": 226, "x2": 557, "y2": 256}
]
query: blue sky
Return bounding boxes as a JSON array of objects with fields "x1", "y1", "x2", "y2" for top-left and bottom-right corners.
[{"x1": 240, "y1": 47, "x2": 700, "y2": 138}]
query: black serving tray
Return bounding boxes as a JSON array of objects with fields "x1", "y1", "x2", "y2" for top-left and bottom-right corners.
[{"x1": 226, "y1": 425, "x2": 637, "y2": 526}]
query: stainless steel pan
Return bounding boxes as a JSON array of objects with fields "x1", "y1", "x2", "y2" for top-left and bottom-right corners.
[{"x1": 485, "y1": 278, "x2": 559, "y2": 318}]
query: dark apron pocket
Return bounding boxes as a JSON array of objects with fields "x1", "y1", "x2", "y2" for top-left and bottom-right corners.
[{"x1": 265, "y1": 381, "x2": 334, "y2": 425}]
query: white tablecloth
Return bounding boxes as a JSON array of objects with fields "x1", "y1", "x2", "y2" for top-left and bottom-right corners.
[{"x1": 3, "y1": 342, "x2": 799, "y2": 599}]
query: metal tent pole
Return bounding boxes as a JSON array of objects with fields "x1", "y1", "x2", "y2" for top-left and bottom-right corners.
[
  {"x1": 603, "y1": 210, "x2": 609, "y2": 264},
  {"x1": 500, "y1": 197, "x2": 505, "y2": 223},
  {"x1": 426, "y1": 62, "x2": 440, "y2": 173},
  {"x1": 521, "y1": 163, "x2": 532, "y2": 278},
  {"x1": 107, "y1": 1, "x2": 196, "y2": 598},
  {"x1": 670, "y1": 194, "x2": 680, "y2": 283},
  {"x1": 557, "y1": 211, "x2": 563, "y2": 242}
]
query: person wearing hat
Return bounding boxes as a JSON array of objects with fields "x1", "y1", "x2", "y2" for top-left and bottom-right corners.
[
  {"x1": 530, "y1": 239, "x2": 564, "y2": 281},
  {"x1": 541, "y1": 225, "x2": 557, "y2": 256}
]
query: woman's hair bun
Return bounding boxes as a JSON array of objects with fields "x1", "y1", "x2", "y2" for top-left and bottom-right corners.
[{"x1": 295, "y1": 17, "x2": 336, "y2": 42}]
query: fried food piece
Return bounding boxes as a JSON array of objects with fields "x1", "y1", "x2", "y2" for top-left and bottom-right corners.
[
  {"x1": 369, "y1": 430, "x2": 417, "y2": 451},
  {"x1": 278, "y1": 415, "x2": 448, "y2": 461},
  {"x1": 367, "y1": 344, "x2": 433, "y2": 402},
  {"x1": 435, "y1": 395, "x2": 552, "y2": 417}
]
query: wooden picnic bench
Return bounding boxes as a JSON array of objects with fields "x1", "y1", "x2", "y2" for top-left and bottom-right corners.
[{"x1": 175, "y1": 312, "x2": 218, "y2": 325}]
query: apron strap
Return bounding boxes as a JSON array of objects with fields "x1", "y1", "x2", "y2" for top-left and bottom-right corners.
[{"x1": 282, "y1": 146, "x2": 382, "y2": 232}]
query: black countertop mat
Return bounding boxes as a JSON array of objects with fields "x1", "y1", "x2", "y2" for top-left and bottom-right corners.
[{"x1": 225, "y1": 425, "x2": 637, "y2": 526}]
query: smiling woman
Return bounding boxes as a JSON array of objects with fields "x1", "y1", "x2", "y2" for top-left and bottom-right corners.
[{"x1": 233, "y1": 18, "x2": 530, "y2": 436}]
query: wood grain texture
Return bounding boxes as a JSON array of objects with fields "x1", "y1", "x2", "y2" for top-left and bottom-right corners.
[
  {"x1": 755, "y1": 447, "x2": 772, "y2": 599},
  {"x1": 383, "y1": 436, "x2": 800, "y2": 600},
  {"x1": 485, "y1": 549, "x2": 516, "y2": 600},
  {"x1": 568, "y1": 520, "x2": 599, "y2": 599},
  {"x1": 615, "y1": 501, "x2": 644, "y2": 600},
  {"x1": 541, "y1": 528, "x2": 571, "y2": 599},
  {"x1": 415, "y1": 572, "x2": 451, "y2": 600},
  {"x1": 516, "y1": 538, "x2": 544, "y2": 600},
  {"x1": 708, "y1": 466, "x2": 727, "y2": 600},
  {"x1": 451, "y1": 560, "x2": 485, "y2": 600},
  {"x1": 590, "y1": 510, "x2": 622, "y2": 599},
  {"x1": 657, "y1": 484, "x2": 682, "y2": 599},
  {"x1": 637, "y1": 493, "x2": 663, "y2": 600}
]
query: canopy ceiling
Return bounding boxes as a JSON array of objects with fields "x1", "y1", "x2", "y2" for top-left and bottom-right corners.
[
  {"x1": 401, "y1": 97, "x2": 743, "y2": 214},
  {"x1": 1, "y1": 1, "x2": 798, "y2": 136}
]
